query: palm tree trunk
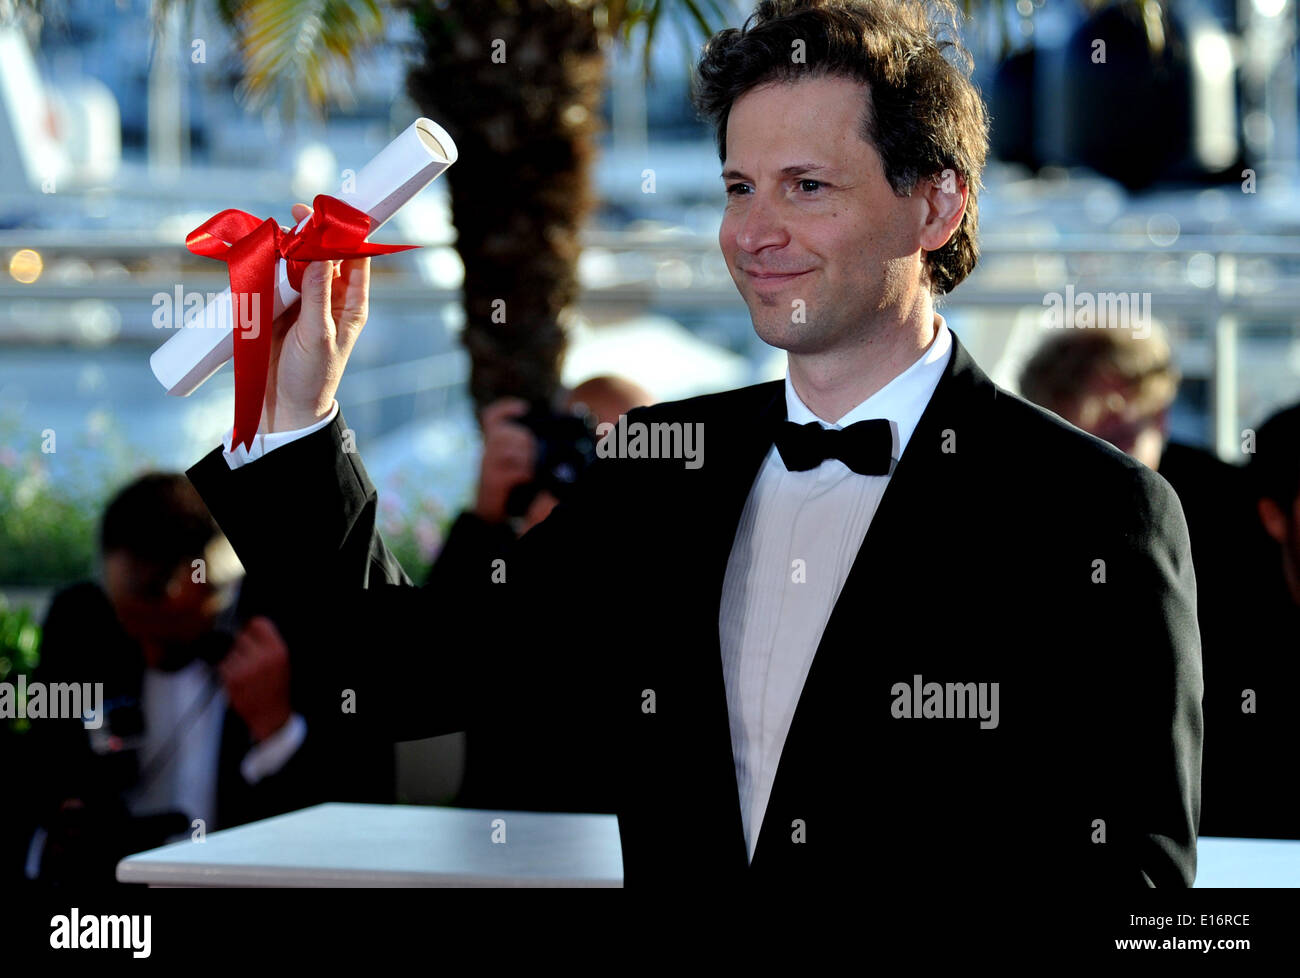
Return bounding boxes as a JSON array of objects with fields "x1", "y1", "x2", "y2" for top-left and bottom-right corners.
[{"x1": 405, "y1": 0, "x2": 605, "y2": 413}]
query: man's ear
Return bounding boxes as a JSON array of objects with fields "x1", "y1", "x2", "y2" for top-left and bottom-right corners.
[
  {"x1": 917, "y1": 168, "x2": 968, "y2": 253},
  {"x1": 1258, "y1": 497, "x2": 1288, "y2": 544}
]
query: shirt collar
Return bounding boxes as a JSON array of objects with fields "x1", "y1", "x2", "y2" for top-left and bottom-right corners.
[{"x1": 783, "y1": 314, "x2": 953, "y2": 459}]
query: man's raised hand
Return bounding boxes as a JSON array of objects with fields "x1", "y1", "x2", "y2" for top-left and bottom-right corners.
[{"x1": 261, "y1": 201, "x2": 371, "y2": 433}]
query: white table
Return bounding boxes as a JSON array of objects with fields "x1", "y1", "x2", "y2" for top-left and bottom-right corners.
[
  {"x1": 1195, "y1": 836, "x2": 1300, "y2": 887},
  {"x1": 116, "y1": 810, "x2": 1295, "y2": 888},
  {"x1": 116, "y1": 802, "x2": 623, "y2": 887}
]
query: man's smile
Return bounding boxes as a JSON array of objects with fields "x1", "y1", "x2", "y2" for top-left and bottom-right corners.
[{"x1": 743, "y1": 268, "x2": 813, "y2": 293}]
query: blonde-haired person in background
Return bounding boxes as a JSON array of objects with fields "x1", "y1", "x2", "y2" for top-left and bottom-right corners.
[{"x1": 1018, "y1": 320, "x2": 1179, "y2": 471}]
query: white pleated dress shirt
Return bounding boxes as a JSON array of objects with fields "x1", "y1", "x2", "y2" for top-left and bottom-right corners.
[{"x1": 718, "y1": 316, "x2": 952, "y2": 861}]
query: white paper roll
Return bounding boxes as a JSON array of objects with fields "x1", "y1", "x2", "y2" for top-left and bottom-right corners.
[{"x1": 150, "y1": 118, "x2": 457, "y2": 396}]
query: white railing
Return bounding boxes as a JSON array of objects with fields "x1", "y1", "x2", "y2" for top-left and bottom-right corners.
[{"x1": 3, "y1": 229, "x2": 1298, "y2": 459}]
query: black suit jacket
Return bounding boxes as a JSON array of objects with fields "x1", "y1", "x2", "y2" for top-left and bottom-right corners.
[
  {"x1": 187, "y1": 330, "x2": 1203, "y2": 888},
  {"x1": 419, "y1": 511, "x2": 564, "y2": 812}
]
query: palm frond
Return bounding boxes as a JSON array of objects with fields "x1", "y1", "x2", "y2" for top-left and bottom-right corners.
[
  {"x1": 243, "y1": 0, "x2": 386, "y2": 109},
  {"x1": 600, "y1": 0, "x2": 726, "y2": 81},
  {"x1": 0, "y1": 0, "x2": 44, "y2": 25},
  {"x1": 160, "y1": 0, "x2": 388, "y2": 113}
]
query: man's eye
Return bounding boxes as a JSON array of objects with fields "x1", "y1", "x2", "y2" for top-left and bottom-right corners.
[
  {"x1": 725, "y1": 183, "x2": 751, "y2": 196},
  {"x1": 798, "y1": 179, "x2": 823, "y2": 193}
]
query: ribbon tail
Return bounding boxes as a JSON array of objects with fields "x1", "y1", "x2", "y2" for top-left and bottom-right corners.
[{"x1": 228, "y1": 221, "x2": 279, "y2": 453}]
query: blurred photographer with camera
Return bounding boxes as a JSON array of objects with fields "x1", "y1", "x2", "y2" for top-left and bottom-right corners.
[
  {"x1": 19, "y1": 473, "x2": 393, "y2": 886},
  {"x1": 424, "y1": 375, "x2": 652, "y2": 591},
  {"x1": 468, "y1": 376, "x2": 653, "y2": 533}
]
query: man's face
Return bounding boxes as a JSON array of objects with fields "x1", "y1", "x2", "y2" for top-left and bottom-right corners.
[
  {"x1": 1063, "y1": 373, "x2": 1167, "y2": 471},
  {"x1": 103, "y1": 551, "x2": 223, "y2": 669},
  {"x1": 719, "y1": 75, "x2": 927, "y2": 355}
]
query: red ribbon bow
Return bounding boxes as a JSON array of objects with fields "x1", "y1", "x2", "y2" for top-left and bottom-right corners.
[{"x1": 186, "y1": 194, "x2": 417, "y2": 451}]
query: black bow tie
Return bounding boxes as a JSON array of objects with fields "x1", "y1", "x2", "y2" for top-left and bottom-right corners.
[{"x1": 773, "y1": 419, "x2": 895, "y2": 476}]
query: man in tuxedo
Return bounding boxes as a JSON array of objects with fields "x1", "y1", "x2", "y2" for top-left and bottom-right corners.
[{"x1": 186, "y1": 0, "x2": 1201, "y2": 888}]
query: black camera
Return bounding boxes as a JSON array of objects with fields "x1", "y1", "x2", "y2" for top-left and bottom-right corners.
[{"x1": 504, "y1": 405, "x2": 599, "y2": 518}]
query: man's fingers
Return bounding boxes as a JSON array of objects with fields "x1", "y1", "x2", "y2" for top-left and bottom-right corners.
[
  {"x1": 486, "y1": 435, "x2": 536, "y2": 472},
  {"x1": 485, "y1": 423, "x2": 534, "y2": 451},
  {"x1": 217, "y1": 647, "x2": 244, "y2": 685},
  {"x1": 496, "y1": 455, "x2": 534, "y2": 477},
  {"x1": 290, "y1": 202, "x2": 312, "y2": 224},
  {"x1": 222, "y1": 619, "x2": 272, "y2": 681},
  {"x1": 270, "y1": 305, "x2": 297, "y2": 341},
  {"x1": 244, "y1": 615, "x2": 277, "y2": 638},
  {"x1": 296, "y1": 261, "x2": 334, "y2": 342},
  {"x1": 480, "y1": 398, "x2": 531, "y2": 430},
  {"x1": 243, "y1": 616, "x2": 287, "y2": 652},
  {"x1": 521, "y1": 490, "x2": 560, "y2": 534},
  {"x1": 332, "y1": 258, "x2": 370, "y2": 346}
]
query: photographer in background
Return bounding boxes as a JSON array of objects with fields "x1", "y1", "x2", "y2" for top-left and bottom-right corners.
[
  {"x1": 22, "y1": 472, "x2": 393, "y2": 886},
  {"x1": 470, "y1": 375, "x2": 654, "y2": 534},
  {"x1": 425, "y1": 376, "x2": 652, "y2": 812},
  {"x1": 425, "y1": 375, "x2": 653, "y2": 591}
]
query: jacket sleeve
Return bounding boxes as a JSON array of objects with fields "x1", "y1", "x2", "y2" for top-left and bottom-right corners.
[
  {"x1": 1093, "y1": 465, "x2": 1204, "y2": 887},
  {"x1": 217, "y1": 709, "x2": 395, "y2": 829},
  {"x1": 187, "y1": 411, "x2": 411, "y2": 591},
  {"x1": 185, "y1": 404, "x2": 624, "y2": 814},
  {"x1": 187, "y1": 411, "x2": 460, "y2": 743}
]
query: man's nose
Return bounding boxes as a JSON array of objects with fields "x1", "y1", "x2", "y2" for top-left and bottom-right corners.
[{"x1": 734, "y1": 192, "x2": 790, "y2": 254}]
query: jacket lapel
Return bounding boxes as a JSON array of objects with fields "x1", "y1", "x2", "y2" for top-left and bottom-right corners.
[
  {"x1": 666, "y1": 381, "x2": 787, "y2": 867},
  {"x1": 748, "y1": 330, "x2": 994, "y2": 867}
]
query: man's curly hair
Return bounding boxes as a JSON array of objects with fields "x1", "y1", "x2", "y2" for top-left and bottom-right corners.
[{"x1": 693, "y1": 0, "x2": 989, "y2": 296}]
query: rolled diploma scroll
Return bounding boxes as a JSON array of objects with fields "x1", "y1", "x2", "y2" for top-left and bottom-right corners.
[{"x1": 150, "y1": 117, "x2": 458, "y2": 396}]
